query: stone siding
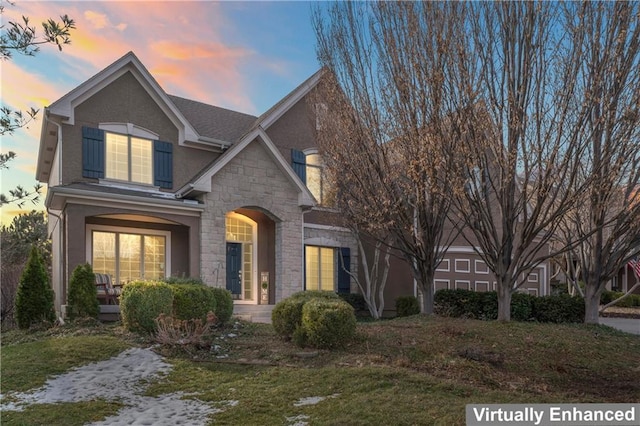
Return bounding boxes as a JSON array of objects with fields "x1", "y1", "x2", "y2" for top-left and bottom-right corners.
[{"x1": 200, "y1": 138, "x2": 304, "y2": 301}]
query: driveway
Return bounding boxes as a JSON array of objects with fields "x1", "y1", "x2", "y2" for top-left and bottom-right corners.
[{"x1": 599, "y1": 317, "x2": 640, "y2": 335}]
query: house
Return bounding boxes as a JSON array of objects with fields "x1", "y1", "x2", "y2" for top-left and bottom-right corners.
[
  {"x1": 37, "y1": 51, "x2": 551, "y2": 319},
  {"x1": 37, "y1": 51, "x2": 356, "y2": 318}
]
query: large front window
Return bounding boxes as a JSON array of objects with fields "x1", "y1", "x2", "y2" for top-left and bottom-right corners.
[
  {"x1": 91, "y1": 229, "x2": 167, "y2": 285},
  {"x1": 105, "y1": 132, "x2": 153, "y2": 184},
  {"x1": 305, "y1": 246, "x2": 335, "y2": 291}
]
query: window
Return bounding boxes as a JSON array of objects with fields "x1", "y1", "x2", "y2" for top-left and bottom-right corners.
[
  {"x1": 306, "y1": 153, "x2": 326, "y2": 204},
  {"x1": 105, "y1": 132, "x2": 153, "y2": 184},
  {"x1": 305, "y1": 246, "x2": 336, "y2": 291},
  {"x1": 89, "y1": 227, "x2": 169, "y2": 285}
]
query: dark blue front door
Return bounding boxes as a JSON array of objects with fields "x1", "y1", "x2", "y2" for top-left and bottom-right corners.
[{"x1": 226, "y1": 242, "x2": 242, "y2": 296}]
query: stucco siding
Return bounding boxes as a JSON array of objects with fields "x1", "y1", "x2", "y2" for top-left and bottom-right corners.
[
  {"x1": 265, "y1": 94, "x2": 317, "y2": 160},
  {"x1": 63, "y1": 71, "x2": 219, "y2": 190}
]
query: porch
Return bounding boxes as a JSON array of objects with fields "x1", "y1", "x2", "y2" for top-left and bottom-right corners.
[{"x1": 232, "y1": 304, "x2": 274, "y2": 324}]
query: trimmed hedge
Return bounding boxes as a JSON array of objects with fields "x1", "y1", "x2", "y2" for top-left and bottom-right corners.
[
  {"x1": 600, "y1": 290, "x2": 640, "y2": 307},
  {"x1": 531, "y1": 294, "x2": 584, "y2": 323},
  {"x1": 120, "y1": 281, "x2": 174, "y2": 334},
  {"x1": 272, "y1": 290, "x2": 340, "y2": 341},
  {"x1": 169, "y1": 284, "x2": 217, "y2": 322},
  {"x1": 67, "y1": 263, "x2": 99, "y2": 320},
  {"x1": 434, "y1": 289, "x2": 584, "y2": 323},
  {"x1": 210, "y1": 288, "x2": 233, "y2": 324},
  {"x1": 301, "y1": 298, "x2": 356, "y2": 349},
  {"x1": 396, "y1": 296, "x2": 420, "y2": 317},
  {"x1": 338, "y1": 293, "x2": 368, "y2": 315},
  {"x1": 159, "y1": 277, "x2": 234, "y2": 323},
  {"x1": 162, "y1": 276, "x2": 205, "y2": 286}
]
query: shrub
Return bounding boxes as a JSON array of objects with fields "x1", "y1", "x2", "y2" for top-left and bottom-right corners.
[
  {"x1": 272, "y1": 291, "x2": 339, "y2": 340},
  {"x1": 338, "y1": 292, "x2": 368, "y2": 314},
  {"x1": 301, "y1": 298, "x2": 356, "y2": 349},
  {"x1": 272, "y1": 297, "x2": 308, "y2": 339},
  {"x1": 531, "y1": 294, "x2": 584, "y2": 323},
  {"x1": 291, "y1": 290, "x2": 340, "y2": 301},
  {"x1": 169, "y1": 283, "x2": 217, "y2": 322},
  {"x1": 395, "y1": 296, "x2": 420, "y2": 317},
  {"x1": 120, "y1": 281, "x2": 173, "y2": 334},
  {"x1": 162, "y1": 276, "x2": 205, "y2": 286},
  {"x1": 210, "y1": 288, "x2": 233, "y2": 324},
  {"x1": 601, "y1": 290, "x2": 640, "y2": 308},
  {"x1": 154, "y1": 311, "x2": 217, "y2": 347},
  {"x1": 434, "y1": 289, "x2": 483, "y2": 318},
  {"x1": 510, "y1": 292, "x2": 535, "y2": 322},
  {"x1": 15, "y1": 246, "x2": 55, "y2": 329},
  {"x1": 67, "y1": 263, "x2": 99, "y2": 320}
]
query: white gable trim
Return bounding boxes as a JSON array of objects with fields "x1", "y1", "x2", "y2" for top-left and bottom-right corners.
[
  {"x1": 47, "y1": 52, "x2": 199, "y2": 144},
  {"x1": 187, "y1": 127, "x2": 315, "y2": 207},
  {"x1": 258, "y1": 69, "x2": 324, "y2": 130}
]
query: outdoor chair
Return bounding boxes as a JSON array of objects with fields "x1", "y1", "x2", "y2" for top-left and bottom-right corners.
[{"x1": 95, "y1": 273, "x2": 122, "y2": 305}]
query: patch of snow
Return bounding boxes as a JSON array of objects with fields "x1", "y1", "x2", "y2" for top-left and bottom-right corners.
[
  {"x1": 286, "y1": 414, "x2": 310, "y2": 426},
  {"x1": 0, "y1": 347, "x2": 236, "y2": 425},
  {"x1": 293, "y1": 393, "x2": 340, "y2": 407}
]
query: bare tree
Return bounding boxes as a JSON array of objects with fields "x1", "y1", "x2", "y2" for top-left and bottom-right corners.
[
  {"x1": 313, "y1": 2, "x2": 466, "y2": 314},
  {"x1": 445, "y1": 2, "x2": 601, "y2": 321},
  {"x1": 554, "y1": 2, "x2": 640, "y2": 324}
]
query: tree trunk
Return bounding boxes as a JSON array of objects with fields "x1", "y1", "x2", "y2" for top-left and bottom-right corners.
[
  {"x1": 583, "y1": 281, "x2": 602, "y2": 324},
  {"x1": 417, "y1": 272, "x2": 434, "y2": 315},
  {"x1": 497, "y1": 280, "x2": 512, "y2": 322}
]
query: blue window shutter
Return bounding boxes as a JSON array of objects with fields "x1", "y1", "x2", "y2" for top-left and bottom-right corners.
[
  {"x1": 82, "y1": 126, "x2": 105, "y2": 179},
  {"x1": 338, "y1": 247, "x2": 351, "y2": 294},
  {"x1": 154, "y1": 140, "x2": 173, "y2": 189},
  {"x1": 291, "y1": 149, "x2": 306, "y2": 184}
]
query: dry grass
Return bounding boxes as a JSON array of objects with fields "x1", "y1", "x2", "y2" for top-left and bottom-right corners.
[{"x1": 2, "y1": 315, "x2": 639, "y2": 425}]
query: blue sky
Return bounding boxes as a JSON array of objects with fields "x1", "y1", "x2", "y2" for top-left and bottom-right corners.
[{"x1": 1, "y1": 1, "x2": 322, "y2": 224}]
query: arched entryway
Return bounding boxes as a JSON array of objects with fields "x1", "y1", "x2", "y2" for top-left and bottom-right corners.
[{"x1": 225, "y1": 209, "x2": 276, "y2": 304}]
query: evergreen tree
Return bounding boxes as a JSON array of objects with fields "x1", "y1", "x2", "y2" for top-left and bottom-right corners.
[
  {"x1": 67, "y1": 263, "x2": 99, "y2": 320},
  {"x1": 15, "y1": 246, "x2": 55, "y2": 328}
]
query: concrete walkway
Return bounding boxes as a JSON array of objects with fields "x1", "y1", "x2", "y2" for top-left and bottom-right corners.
[
  {"x1": 233, "y1": 304, "x2": 274, "y2": 324},
  {"x1": 600, "y1": 317, "x2": 640, "y2": 335}
]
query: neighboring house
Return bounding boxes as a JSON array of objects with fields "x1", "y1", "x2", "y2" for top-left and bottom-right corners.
[
  {"x1": 37, "y1": 51, "x2": 550, "y2": 319},
  {"x1": 37, "y1": 52, "x2": 356, "y2": 317}
]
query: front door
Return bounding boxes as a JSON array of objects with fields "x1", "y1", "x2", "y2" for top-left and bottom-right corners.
[{"x1": 226, "y1": 242, "x2": 242, "y2": 296}]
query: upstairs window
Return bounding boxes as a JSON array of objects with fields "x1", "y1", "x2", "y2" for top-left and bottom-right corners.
[
  {"x1": 82, "y1": 126, "x2": 173, "y2": 189},
  {"x1": 105, "y1": 133, "x2": 153, "y2": 185},
  {"x1": 305, "y1": 153, "x2": 326, "y2": 204}
]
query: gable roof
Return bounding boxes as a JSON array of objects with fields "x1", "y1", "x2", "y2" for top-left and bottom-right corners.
[
  {"x1": 176, "y1": 127, "x2": 316, "y2": 207},
  {"x1": 46, "y1": 51, "x2": 203, "y2": 146},
  {"x1": 253, "y1": 68, "x2": 325, "y2": 130},
  {"x1": 168, "y1": 95, "x2": 257, "y2": 144}
]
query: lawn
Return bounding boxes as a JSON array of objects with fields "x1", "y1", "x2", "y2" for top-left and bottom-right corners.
[{"x1": 1, "y1": 316, "x2": 639, "y2": 425}]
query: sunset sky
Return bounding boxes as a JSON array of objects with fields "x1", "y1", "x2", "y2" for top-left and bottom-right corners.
[{"x1": 1, "y1": 1, "x2": 320, "y2": 225}]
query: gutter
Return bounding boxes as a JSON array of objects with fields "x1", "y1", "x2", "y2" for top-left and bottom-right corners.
[{"x1": 48, "y1": 186, "x2": 205, "y2": 213}]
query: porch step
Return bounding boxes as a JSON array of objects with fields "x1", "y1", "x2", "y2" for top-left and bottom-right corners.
[{"x1": 233, "y1": 304, "x2": 274, "y2": 324}]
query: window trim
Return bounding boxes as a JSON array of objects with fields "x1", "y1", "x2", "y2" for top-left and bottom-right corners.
[
  {"x1": 85, "y1": 224, "x2": 171, "y2": 284},
  {"x1": 99, "y1": 122, "x2": 159, "y2": 140},
  {"x1": 454, "y1": 259, "x2": 471, "y2": 273},
  {"x1": 305, "y1": 245, "x2": 337, "y2": 292}
]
